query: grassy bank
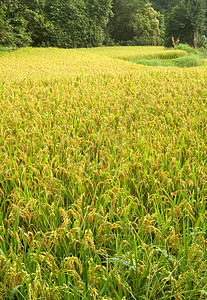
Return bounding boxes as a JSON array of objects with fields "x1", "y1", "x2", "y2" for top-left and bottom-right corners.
[{"x1": 127, "y1": 44, "x2": 207, "y2": 68}]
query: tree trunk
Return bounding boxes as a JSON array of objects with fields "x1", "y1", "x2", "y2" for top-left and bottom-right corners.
[{"x1": 193, "y1": 30, "x2": 197, "y2": 48}]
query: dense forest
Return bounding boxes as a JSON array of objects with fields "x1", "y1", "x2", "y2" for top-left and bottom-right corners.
[{"x1": 0, "y1": 0, "x2": 206, "y2": 48}]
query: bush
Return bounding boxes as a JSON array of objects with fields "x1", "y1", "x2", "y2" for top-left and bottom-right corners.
[
  {"x1": 173, "y1": 55, "x2": 205, "y2": 67},
  {"x1": 197, "y1": 35, "x2": 207, "y2": 48},
  {"x1": 175, "y1": 44, "x2": 199, "y2": 55}
]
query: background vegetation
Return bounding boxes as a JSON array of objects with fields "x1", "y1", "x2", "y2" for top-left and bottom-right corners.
[{"x1": 0, "y1": 0, "x2": 207, "y2": 49}]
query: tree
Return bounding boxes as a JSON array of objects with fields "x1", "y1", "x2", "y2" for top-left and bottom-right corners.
[
  {"x1": 0, "y1": 0, "x2": 31, "y2": 47},
  {"x1": 0, "y1": 1, "x2": 12, "y2": 45},
  {"x1": 44, "y1": 0, "x2": 112, "y2": 48},
  {"x1": 135, "y1": 2, "x2": 160, "y2": 45},
  {"x1": 150, "y1": 0, "x2": 179, "y2": 14},
  {"x1": 44, "y1": 0, "x2": 90, "y2": 48},
  {"x1": 85, "y1": 0, "x2": 113, "y2": 47},
  {"x1": 108, "y1": 0, "x2": 145, "y2": 42},
  {"x1": 0, "y1": 0, "x2": 113, "y2": 48},
  {"x1": 185, "y1": 0, "x2": 206, "y2": 48},
  {"x1": 165, "y1": 3, "x2": 193, "y2": 47},
  {"x1": 165, "y1": 0, "x2": 206, "y2": 47},
  {"x1": 108, "y1": 0, "x2": 161, "y2": 45}
]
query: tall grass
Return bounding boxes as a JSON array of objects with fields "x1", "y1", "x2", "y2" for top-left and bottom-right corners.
[
  {"x1": 130, "y1": 55, "x2": 205, "y2": 67},
  {"x1": 0, "y1": 47, "x2": 206, "y2": 299}
]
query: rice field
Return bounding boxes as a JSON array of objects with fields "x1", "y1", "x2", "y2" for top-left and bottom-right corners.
[
  {"x1": 77, "y1": 46, "x2": 187, "y2": 60},
  {"x1": 0, "y1": 47, "x2": 206, "y2": 299}
]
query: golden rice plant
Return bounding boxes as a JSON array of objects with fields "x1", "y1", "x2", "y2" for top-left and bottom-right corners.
[
  {"x1": 77, "y1": 46, "x2": 187, "y2": 60},
  {"x1": 0, "y1": 47, "x2": 206, "y2": 299}
]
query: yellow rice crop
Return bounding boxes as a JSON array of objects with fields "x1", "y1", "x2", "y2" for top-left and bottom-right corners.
[
  {"x1": 77, "y1": 45, "x2": 187, "y2": 60},
  {"x1": 0, "y1": 47, "x2": 206, "y2": 299}
]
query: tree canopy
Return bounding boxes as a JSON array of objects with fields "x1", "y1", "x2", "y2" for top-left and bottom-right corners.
[
  {"x1": 0, "y1": 0, "x2": 206, "y2": 48},
  {"x1": 165, "y1": 0, "x2": 206, "y2": 47}
]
